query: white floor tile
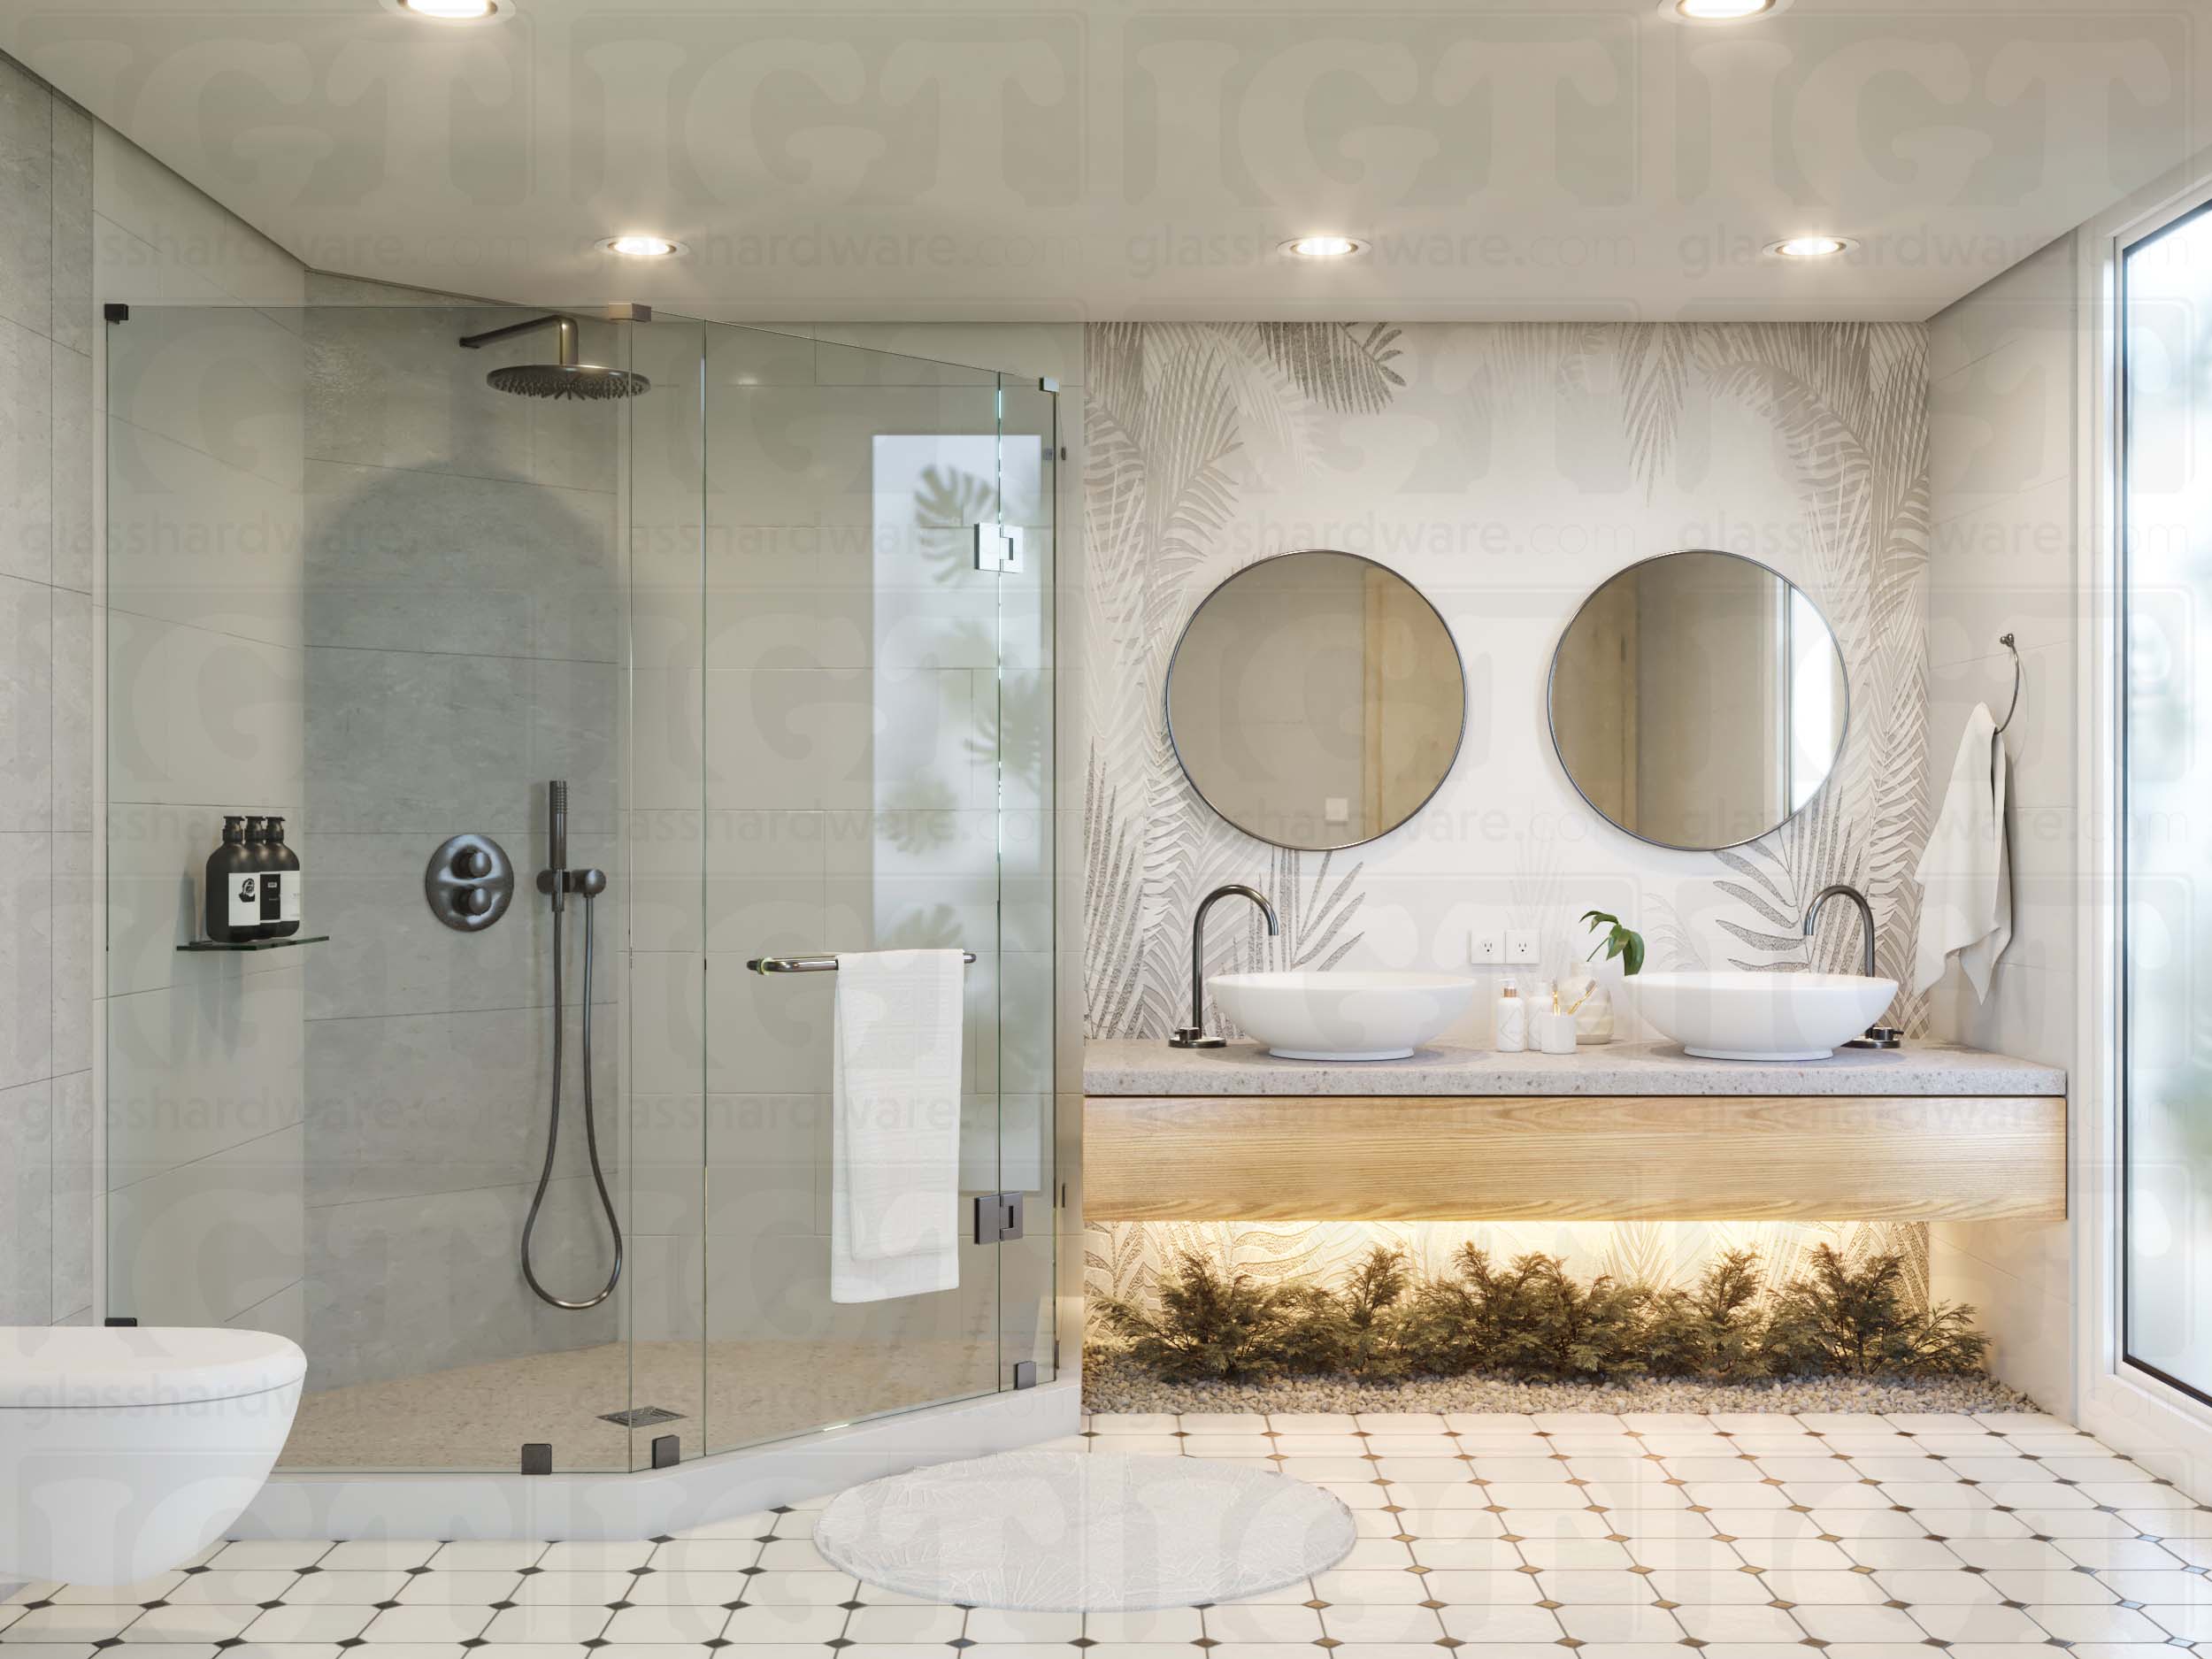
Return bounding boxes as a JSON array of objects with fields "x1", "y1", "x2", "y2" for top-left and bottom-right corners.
[
  {"x1": 1907, "y1": 1605, "x2": 2053, "y2": 1644},
  {"x1": 718, "y1": 1607, "x2": 845, "y2": 1644},
  {"x1": 650, "y1": 1541, "x2": 762, "y2": 1572},
  {"x1": 395, "y1": 1571, "x2": 520, "y2": 1607},
  {"x1": 1310, "y1": 1570, "x2": 1430, "y2": 1606},
  {"x1": 1551, "y1": 1604, "x2": 1682, "y2": 1642},
  {"x1": 419, "y1": 1544, "x2": 538, "y2": 1571},
  {"x1": 359, "y1": 1607, "x2": 496, "y2": 1644},
  {"x1": 595, "y1": 1607, "x2": 725, "y2": 1644},
  {"x1": 240, "y1": 1607, "x2": 374, "y2": 1644},
  {"x1": 121, "y1": 1609, "x2": 260, "y2": 1645},
  {"x1": 623, "y1": 1573, "x2": 750, "y2": 1608},
  {"x1": 479, "y1": 1608, "x2": 617, "y2": 1645},
  {"x1": 1315, "y1": 1603, "x2": 1443, "y2": 1643},
  {"x1": 1079, "y1": 1610, "x2": 1202, "y2": 1641},
  {"x1": 1200, "y1": 1604, "x2": 1323, "y2": 1642},
  {"x1": 1671, "y1": 1604, "x2": 1805, "y2": 1643},
  {"x1": 1433, "y1": 1605, "x2": 1564, "y2": 1642},
  {"x1": 212, "y1": 1544, "x2": 331, "y2": 1571},
  {"x1": 166, "y1": 1573, "x2": 300, "y2": 1606},
  {"x1": 736, "y1": 1573, "x2": 856, "y2": 1607},
  {"x1": 2025, "y1": 1604, "x2": 2172, "y2": 1643},
  {"x1": 1, "y1": 1609, "x2": 146, "y2": 1644},
  {"x1": 1788, "y1": 1604, "x2": 1928, "y2": 1643},
  {"x1": 535, "y1": 1544, "x2": 655, "y2": 1572},
  {"x1": 276, "y1": 1573, "x2": 409, "y2": 1607}
]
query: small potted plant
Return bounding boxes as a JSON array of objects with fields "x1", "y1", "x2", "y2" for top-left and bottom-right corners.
[{"x1": 1565, "y1": 910, "x2": 1644, "y2": 1043}]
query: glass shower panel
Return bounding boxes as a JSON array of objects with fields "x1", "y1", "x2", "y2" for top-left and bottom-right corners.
[
  {"x1": 107, "y1": 303, "x2": 640, "y2": 1473},
  {"x1": 697, "y1": 330, "x2": 1015, "y2": 1455},
  {"x1": 995, "y1": 376, "x2": 1058, "y2": 1389},
  {"x1": 621, "y1": 314, "x2": 710, "y2": 1464},
  {"x1": 2122, "y1": 215, "x2": 2212, "y2": 1402}
]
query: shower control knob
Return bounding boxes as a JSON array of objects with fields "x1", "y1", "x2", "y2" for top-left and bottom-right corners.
[{"x1": 426, "y1": 833, "x2": 514, "y2": 933}]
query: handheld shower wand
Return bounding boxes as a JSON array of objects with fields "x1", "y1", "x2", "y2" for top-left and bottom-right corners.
[{"x1": 522, "y1": 780, "x2": 620, "y2": 1310}]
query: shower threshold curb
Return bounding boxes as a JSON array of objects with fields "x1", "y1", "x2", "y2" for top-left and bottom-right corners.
[{"x1": 232, "y1": 1379, "x2": 1078, "y2": 1542}]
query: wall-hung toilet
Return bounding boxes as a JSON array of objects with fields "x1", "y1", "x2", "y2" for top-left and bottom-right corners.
[{"x1": 1, "y1": 1326, "x2": 305, "y2": 1586}]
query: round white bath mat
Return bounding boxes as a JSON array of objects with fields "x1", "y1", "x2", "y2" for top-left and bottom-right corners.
[{"x1": 813, "y1": 1449, "x2": 1356, "y2": 1612}]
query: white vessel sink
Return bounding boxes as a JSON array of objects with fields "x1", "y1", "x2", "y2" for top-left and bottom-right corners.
[
  {"x1": 1632, "y1": 971, "x2": 1897, "y2": 1061},
  {"x1": 1210, "y1": 971, "x2": 1476, "y2": 1061}
]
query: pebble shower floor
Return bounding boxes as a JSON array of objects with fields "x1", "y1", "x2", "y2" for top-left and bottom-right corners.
[{"x1": 7, "y1": 1409, "x2": 2212, "y2": 1659}]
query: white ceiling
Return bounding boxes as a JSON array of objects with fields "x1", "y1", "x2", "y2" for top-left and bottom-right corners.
[{"x1": 5, "y1": 0, "x2": 2206, "y2": 322}]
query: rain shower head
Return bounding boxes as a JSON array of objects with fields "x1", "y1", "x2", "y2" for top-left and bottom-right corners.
[{"x1": 458, "y1": 312, "x2": 650, "y2": 400}]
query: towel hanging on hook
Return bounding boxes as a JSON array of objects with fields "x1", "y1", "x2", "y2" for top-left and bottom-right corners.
[{"x1": 1993, "y1": 633, "x2": 2021, "y2": 735}]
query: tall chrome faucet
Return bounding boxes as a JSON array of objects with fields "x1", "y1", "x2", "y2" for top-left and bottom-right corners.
[
  {"x1": 1171, "y1": 884, "x2": 1280, "y2": 1048},
  {"x1": 1801, "y1": 883, "x2": 1901, "y2": 1048}
]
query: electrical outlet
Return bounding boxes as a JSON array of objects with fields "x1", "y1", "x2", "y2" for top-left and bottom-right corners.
[
  {"x1": 1505, "y1": 929, "x2": 1540, "y2": 964},
  {"x1": 1471, "y1": 932, "x2": 1502, "y2": 965}
]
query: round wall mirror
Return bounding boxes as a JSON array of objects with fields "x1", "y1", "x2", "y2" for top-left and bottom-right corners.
[
  {"x1": 1166, "y1": 549, "x2": 1466, "y2": 851},
  {"x1": 1548, "y1": 549, "x2": 1849, "y2": 851}
]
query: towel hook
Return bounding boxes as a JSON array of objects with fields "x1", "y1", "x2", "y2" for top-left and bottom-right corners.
[{"x1": 1993, "y1": 633, "x2": 2022, "y2": 735}]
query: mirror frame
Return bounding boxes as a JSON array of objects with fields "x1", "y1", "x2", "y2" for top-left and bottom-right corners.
[
  {"x1": 1164, "y1": 548, "x2": 1470, "y2": 853},
  {"x1": 1544, "y1": 547, "x2": 1853, "y2": 854}
]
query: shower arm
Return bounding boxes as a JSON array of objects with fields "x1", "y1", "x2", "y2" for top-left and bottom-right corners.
[{"x1": 457, "y1": 313, "x2": 578, "y2": 367}]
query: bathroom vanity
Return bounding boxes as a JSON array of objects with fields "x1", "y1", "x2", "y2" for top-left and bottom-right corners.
[{"x1": 1082, "y1": 1040, "x2": 2066, "y2": 1224}]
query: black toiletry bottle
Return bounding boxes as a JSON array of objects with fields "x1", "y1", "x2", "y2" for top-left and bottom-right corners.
[
  {"x1": 242, "y1": 816, "x2": 279, "y2": 941},
  {"x1": 265, "y1": 816, "x2": 302, "y2": 938},
  {"x1": 204, "y1": 816, "x2": 257, "y2": 943}
]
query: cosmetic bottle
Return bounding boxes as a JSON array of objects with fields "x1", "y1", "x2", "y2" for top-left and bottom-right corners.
[
  {"x1": 265, "y1": 816, "x2": 302, "y2": 938},
  {"x1": 204, "y1": 816, "x2": 258, "y2": 943},
  {"x1": 1494, "y1": 976, "x2": 1526, "y2": 1053},
  {"x1": 242, "y1": 817, "x2": 279, "y2": 941}
]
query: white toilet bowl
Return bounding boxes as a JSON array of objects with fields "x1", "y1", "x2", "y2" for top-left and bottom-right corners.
[{"x1": 0, "y1": 1326, "x2": 305, "y2": 1586}]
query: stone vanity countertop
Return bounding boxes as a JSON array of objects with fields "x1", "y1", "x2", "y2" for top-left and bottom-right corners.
[{"x1": 1083, "y1": 1038, "x2": 2066, "y2": 1097}]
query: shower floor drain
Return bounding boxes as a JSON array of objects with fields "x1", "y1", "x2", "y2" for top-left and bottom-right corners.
[{"x1": 599, "y1": 1406, "x2": 686, "y2": 1428}]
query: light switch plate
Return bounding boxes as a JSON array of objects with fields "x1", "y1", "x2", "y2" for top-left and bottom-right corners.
[{"x1": 1505, "y1": 929, "x2": 1540, "y2": 964}]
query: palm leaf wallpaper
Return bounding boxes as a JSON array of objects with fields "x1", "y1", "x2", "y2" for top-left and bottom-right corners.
[{"x1": 1080, "y1": 321, "x2": 1934, "y2": 1314}]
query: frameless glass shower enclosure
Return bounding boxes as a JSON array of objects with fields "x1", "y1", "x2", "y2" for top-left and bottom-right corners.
[{"x1": 103, "y1": 300, "x2": 1056, "y2": 1473}]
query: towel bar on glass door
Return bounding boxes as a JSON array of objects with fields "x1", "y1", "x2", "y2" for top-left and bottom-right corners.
[{"x1": 746, "y1": 951, "x2": 978, "y2": 973}]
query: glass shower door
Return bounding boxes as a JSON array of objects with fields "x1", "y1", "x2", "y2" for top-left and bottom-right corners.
[{"x1": 691, "y1": 328, "x2": 1051, "y2": 1455}]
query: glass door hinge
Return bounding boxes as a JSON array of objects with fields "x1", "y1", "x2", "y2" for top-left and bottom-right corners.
[
  {"x1": 975, "y1": 1190, "x2": 1025, "y2": 1242},
  {"x1": 973, "y1": 525, "x2": 1024, "y2": 573}
]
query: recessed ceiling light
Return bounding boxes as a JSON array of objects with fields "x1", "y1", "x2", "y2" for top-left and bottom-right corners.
[
  {"x1": 1280, "y1": 235, "x2": 1367, "y2": 259},
  {"x1": 381, "y1": 0, "x2": 514, "y2": 24},
  {"x1": 599, "y1": 235, "x2": 686, "y2": 258},
  {"x1": 1676, "y1": 0, "x2": 1776, "y2": 18},
  {"x1": 1767, "y1": 235, "x2": 1855, "y2": 259}
]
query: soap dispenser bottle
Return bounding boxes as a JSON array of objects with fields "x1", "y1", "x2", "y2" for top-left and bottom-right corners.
[
  {"x1": 242, "y1": 817, "x2": 278, "y2": 941},
  {"x1": 265, "y1": 816, "x2": 302, "y2": 938},
  {"x1": 1494, "y1": 976, "x2": 1526, "y2": 1053},
  {"x1": 204, "y1": 816, "x2": 257, "y2": 943}
]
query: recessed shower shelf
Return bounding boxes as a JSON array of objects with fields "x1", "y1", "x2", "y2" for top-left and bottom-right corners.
[{"x1": 178, "y1": 934, "x2": 329, "y2": 953}]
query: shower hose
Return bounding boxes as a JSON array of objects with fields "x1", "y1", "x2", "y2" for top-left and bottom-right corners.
[{"x1": 520, "y1": 886, "x2": 624, "y2": 1310}]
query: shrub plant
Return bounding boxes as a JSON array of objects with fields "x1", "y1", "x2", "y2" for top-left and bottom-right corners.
[{"x1": 1094, "y1": 1241, "x2": 1987, "y2": 1384}]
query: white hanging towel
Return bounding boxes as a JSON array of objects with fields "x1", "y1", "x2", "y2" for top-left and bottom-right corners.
[
  {"x1": 1911, "y1": 703, "x2": 2012, "y2": 999},
  {"x1": 832, "y1": 949, "x2": 965, "y2": 1304}
]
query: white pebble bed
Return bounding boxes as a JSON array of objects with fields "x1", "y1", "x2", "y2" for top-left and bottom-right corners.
[{"x1": 1080, "y1": 1350, "x2": 2038, "y2": 1417}]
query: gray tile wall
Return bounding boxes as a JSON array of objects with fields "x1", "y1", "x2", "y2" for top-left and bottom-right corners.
[
  {"x1": 296, "y1": 285, "x2": 625, "y2": 1393},
  {"x1": 1923, "y1": 231, "x2": 2079, "y2": 1415}
]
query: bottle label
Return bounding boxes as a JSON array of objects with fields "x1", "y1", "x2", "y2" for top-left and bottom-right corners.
[
  {"x1": 280, "y1": 874, "x2": 302, "y2": 924},
  {"x1": 227, "y1": 875, "x2": 261, "y2": 928},
  {"x1": 259, "y1": 872, "x2": 284, "y2": 923}
]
